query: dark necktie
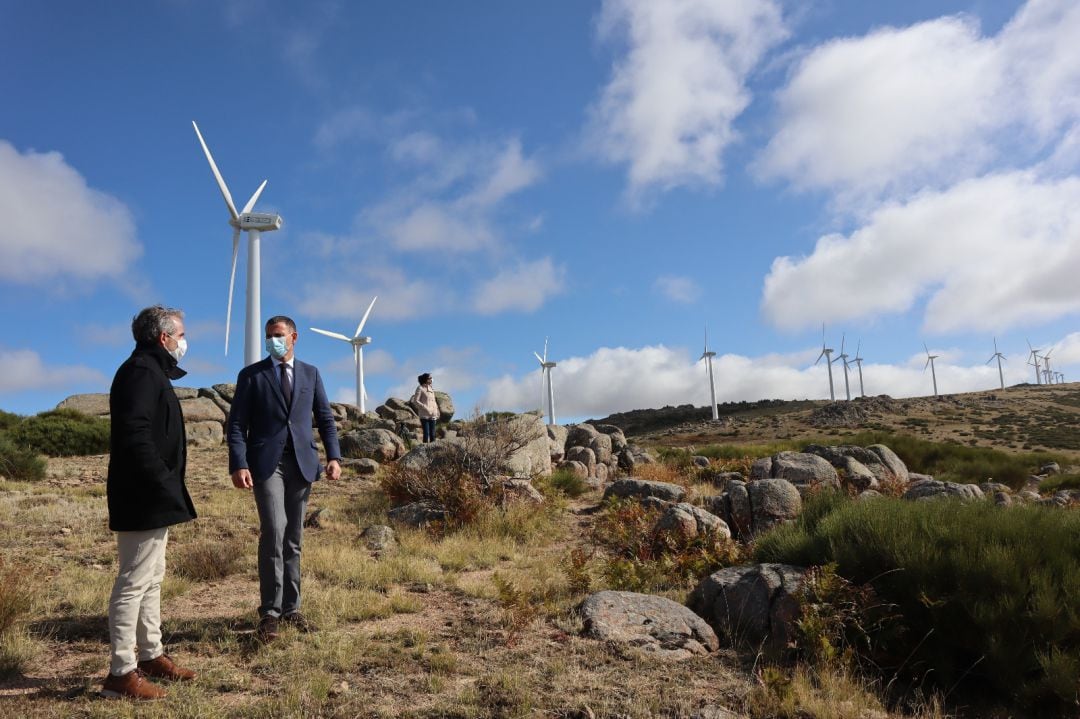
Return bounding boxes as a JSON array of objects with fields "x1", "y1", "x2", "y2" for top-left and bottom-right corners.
[{"x1": 280, "y1": 362, "x2": 292, "y2": 407}]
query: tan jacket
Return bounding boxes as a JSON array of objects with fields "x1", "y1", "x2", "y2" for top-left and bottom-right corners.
[{"x1": 411, "y1": 384, "x2": 440, "y2": 419}]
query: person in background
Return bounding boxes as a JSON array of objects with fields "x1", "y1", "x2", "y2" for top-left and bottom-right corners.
[
  {"x1": 226, "y1": 315, "x2": 342, "y2": 643},
  {"x1": 102, "y1": 305, "x2": 197, "y2": 700},
  {"x1": 411, "y1": 372, "x2": 439, "y2": 443}
]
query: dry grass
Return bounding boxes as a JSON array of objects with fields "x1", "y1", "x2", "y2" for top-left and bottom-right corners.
[{"x1": 0, "y1": 444, "x2": 961, "y2": 718}]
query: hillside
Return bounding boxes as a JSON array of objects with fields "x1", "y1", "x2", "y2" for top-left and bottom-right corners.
[{"x1": 593, "y1": 383, "x2": 1080, "y2": 461}]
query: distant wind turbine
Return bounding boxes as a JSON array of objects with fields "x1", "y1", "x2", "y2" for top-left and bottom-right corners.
[
  {"x1": 816, "y1": 324, "x2": 836, "y2": 402},
  {"x1": 534, "y1": 338, "x2": 557, "y2": 426},
  {"x1": 987, "y1": 338, "x2": 1006, "y2": 390},
  {"x1": 193, "y1": 121, "x2": 284, "y2": 367},
  {"x1": 700, "y1": 325, "x2": 718, "y2": 421},
  {"x1": 310, "y1": 296, "x2": 378, "y2": 413},
  {"x1": 924, "y1": 343, "x2": 940, "y2": 397},
  {"x1": 1042, "y1": 349, "x2": 1054, "y2": 385},
  {"x1": 851, "y1": 341, "x2": 866, "y2": 397},
  {"x1": 835, "y1": 334, "x2": 851, "y2": 401},
  {"x1": 1027, "y1": 339, "x2": 1043, "y2": 385}
]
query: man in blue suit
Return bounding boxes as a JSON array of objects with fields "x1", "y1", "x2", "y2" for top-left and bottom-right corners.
[{"x1": 227, "y1": 315, "x2": 342, "y2": 642}]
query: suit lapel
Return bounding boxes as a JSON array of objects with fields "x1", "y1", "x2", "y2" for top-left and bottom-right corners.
[{"x1": 260, "y1": 358, "x2": 288, "y2": 412}]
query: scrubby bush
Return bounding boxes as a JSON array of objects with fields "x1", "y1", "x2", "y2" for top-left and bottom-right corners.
[
  {"x1": 755, "y1": 494, "x2": 1080, "y2": 714},
  {"x1": 536, "y1": 467, "x2": 591, "y2": 498},
  {"x1": 1039, "y1": 473, "x2": 1080, "y2": 493},
  {"x1": 0, "y1": 435, "x2": 45, "y2": 482},
  {"x1": 0, "y1": 557, "x2": 38, "y2": 678},
  {"x1": 7, "y1": 408, "x2": 109, "y2": 457},
  {"x1": 0, "y1": 409, "x2": 22, "y2": 433},
  {"x1": 172, "y1": 540, "x2": 242, "y2": 581},
  {"x1": 588, "y1": 499, "x2": 741, "y2": 593}
]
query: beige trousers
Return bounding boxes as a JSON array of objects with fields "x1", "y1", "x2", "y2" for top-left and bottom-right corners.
[{"x1": 108, "y1": 527, "x2": 168, "y2": 676}]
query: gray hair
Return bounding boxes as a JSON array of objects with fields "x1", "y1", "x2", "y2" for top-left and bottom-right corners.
[{"x1": 131, "y1": 305, "x2": 184, "y2": 345}]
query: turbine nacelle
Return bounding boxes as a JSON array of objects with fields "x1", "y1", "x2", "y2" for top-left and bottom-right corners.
[{"x1": 235, "y1": 212, "x2": 284, "y2": 232}]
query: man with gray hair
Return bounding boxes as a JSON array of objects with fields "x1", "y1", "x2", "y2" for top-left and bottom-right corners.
[{"x1": 101, "y1": 305, "x2": 197, "y2": 700}]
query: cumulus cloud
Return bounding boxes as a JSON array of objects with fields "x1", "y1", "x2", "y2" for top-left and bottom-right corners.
[
  {"x1": 0, "y1": 348, "x2": 105, "y2": 394},
  {"x1": 761, "y1": 172, "x2": 1080, "y2": 333},
  {"x1": 654, "y1": 275, "x2": 701, "y2": 303},
  {"x1": 367, "y1": 137, "x2": 541, "y2": 253},
  {"x1": 757, "y1": 0, "x2": 1080, "y2": 197},
  {"x1": 471, "y1": 258, "x2": 565, "y2": 315},
  {"x1": 588, "y1": 0, "x2": 787, "y2": 199},
  {"x1": 296, "y1": 264, "x2": 442, "y2": 322},
  {"x1": 0, "y1": 141, "x2": 140, "y2": 284},
  {"x1": 479, "y1": 343, "x2": 1041, "y2": 418}
]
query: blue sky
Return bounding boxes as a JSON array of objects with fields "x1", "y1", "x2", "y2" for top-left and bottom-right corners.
[{"x1": 3, "y1": 0, "x2": 1079, "y2": 421}]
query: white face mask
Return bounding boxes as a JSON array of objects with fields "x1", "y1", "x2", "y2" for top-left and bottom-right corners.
[{"x1": 167, "y1": 337, "x2": 188, "y2": 362}]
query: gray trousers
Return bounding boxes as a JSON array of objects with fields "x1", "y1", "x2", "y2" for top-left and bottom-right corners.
[{"x1": 253, "y1": 453, "x2": 311, "y2": 618}]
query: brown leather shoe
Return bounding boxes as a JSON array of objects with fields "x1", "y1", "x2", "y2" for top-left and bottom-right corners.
[
  {"x1": 100, "y1": 668, "x2": 167, "y2": 700},
  {"x1": 137, "y1": 653, "x2": 196, "y2": 682},
  {"x1": 257, "y1": 614, "x2": 280, "y2": 643},
  {"x1": 282, "y1": 611, "x2": 316, "y2": 633}
]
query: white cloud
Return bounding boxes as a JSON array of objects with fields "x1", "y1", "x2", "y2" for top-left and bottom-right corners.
[
  {"x1": 297, "y1": 265, "x2": 441, "y2": 323},
  {"x1": 367, "y1": 137, "x2": 541, "y2": 253},
  {"x1": 761, "y1": 172, "x2": 1080, "y2": 333},
  {"x1": 479, "y1": 343, "x2": 1044, "y2": 419},
  {"x1": 757, "y1": 0, "x2": 1080, "y2": 197},
  {"x1": 654, "y1": 275, "x2": 701, "y2": 303},
  {"x1": 471, "y1": 258, "x2": 565, "y2": 315},
  {"x1": 588, "y1": 0, "x2": 787, "y2": 199},
  {"x1": 0, "y1": 349, "x2": 105, "y2": 394},
  {"x1": 0, "y1": 141, "x2": 140, "y2": 284}
]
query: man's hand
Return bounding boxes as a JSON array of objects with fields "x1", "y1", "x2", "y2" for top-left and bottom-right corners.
[
  {"x1": 326, "y1": 460, "x2": 342, "y2": 481},
  {"x1": 231, "y1": 468, "x2": 253, "y2": 489}
]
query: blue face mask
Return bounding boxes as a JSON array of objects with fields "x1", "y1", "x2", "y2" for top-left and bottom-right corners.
[{"x1": 265, "y1": 336, "x2": 290, "y2": 359}]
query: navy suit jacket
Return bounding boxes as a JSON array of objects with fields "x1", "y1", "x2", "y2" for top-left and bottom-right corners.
[{"x1": 227, "y1": 357, "x2": 342, "y2": 484}]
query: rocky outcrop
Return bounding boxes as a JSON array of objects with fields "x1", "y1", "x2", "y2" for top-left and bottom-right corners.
[
  {"x1": 750, "y1": 451, "x2": 840, "y2": 492},
  {"x1": 654, "y1": 503, "x2": 730, "y2": 541},
  {"x1": 705, "y1": 479, "x2": 801, "y2": 541},
  {"x1": 56, "y1": 393, "x2": 111, "y2": 416},
  {"x1": 433, "y1": 391, "x2": 455, "y2": 422},
  {"x1": 689, "y1": 563, "x2": 807, "y2": 655},
  {"x1": 340, "y1": 428, "x2": 407, "y2": 463},
  {"x1": 903, "y1": 478, "x2": 984, "y2": 502},
  {"x1": 580, "y1": 591, "x2": 719, "y2": 660},
  {"x1": 603, "y1": 479, "x2": 687, "y2": 503},
  {"x1": 387, "y1": 501, "x2": 448, "y2": 528}
]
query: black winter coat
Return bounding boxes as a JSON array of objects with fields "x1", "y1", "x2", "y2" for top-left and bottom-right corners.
[{"x1": 106, "y1": 343, "x2": 197, "y2": 531}]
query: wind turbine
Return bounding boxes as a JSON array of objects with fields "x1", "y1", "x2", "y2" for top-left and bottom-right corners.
[
  {"x1": 310, "y1": 296, "x2": 378, "y2": 413},
  {"x1": 815, "y1": 324, "x2": 836, "y2": 402},
  {"x1": 987, "y1": 338, "x2": 1006, "y2": 390},
  {"x1": 835, "y1": 334, "x2": 852, "y2": 401},
  {"x1": 192, "y1": 121, "x2": 284, "y2": 367},
  {"x1": 924, "y1": 343, "x2": 940, "y2": 397},
  {"x1": 1027, "y1": 340, "x2": 1043, "y2": 385},
  {"x1": 700, "y1": 325, "x2": 719, "y2": 421},
  {"x1": 851, "y1": 341, "x2": 866, "y2": 397},
  {"x1": 1042, "y1": 350, "x2": 1054, "y2": 385},
  {"x1": 1057, "y1": 372, "x2": 1065, "y2": 384},
  {"x1": 534, "y1": 338, "x2": 557, "y2": 426}
]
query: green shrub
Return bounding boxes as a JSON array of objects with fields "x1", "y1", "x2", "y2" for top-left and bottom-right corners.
[
  {"x1": 1039, "y1": 473, "x2": 1080, "y2": 493},
  {"x1": 0, "y1": 435, "x2": 45, "y2": 482},
  {"x1": 0, "y1": 410, "x2": 22, "y2": 433},
  {"x1": 7, "y1": 408, "x2": 109, "y2": 457},
  {"x1": 755, "y1": 495, "x2": 1080, "y2": 714},
  {"x1": 537, "y1": 467, "x2": 591, "y2": 498},
  {"x1": 172, "y1": 540, "x2": 241, "y2": 581}
]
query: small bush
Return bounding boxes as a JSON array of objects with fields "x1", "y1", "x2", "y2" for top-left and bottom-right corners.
[
  {"x1": 588, "y1": 499, "x2": 741, "y2": 593},
  {"x1": 537, "y1": 467, "x2": 591, "y2": 498},
  {"x1": 8, "y1": 408, "x2": 109, "y2": 457},
  {"x1": 172, "y1": 540, "x2": 241, "y2": 581},
  {"x1": 0, "y1": 435, "x2": 45, "y2": 482},
  {"x1": 0, "y1": 409, "x2": 22, "y2": 433},
  {"x1": 755, "y1": 495, "x2": 1080, "y2": 714},
  {"x1": 1039, "y1": 473, "x2": 1080, "y2": 493},
  {"x1": 0, "y1": 558, "x2": 36, "y2": 636}
]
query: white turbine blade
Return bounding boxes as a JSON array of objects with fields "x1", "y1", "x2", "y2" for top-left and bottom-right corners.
[
  {"x1": 544, "y1": 337, "x2": 549, "y2": 363},
  {"x1": 839, "y1": 334, "x2": 845, "y2": 356},
  {"x1": 192, "y1": 121, "x2": 239, "y2": 221},
  {"x1": 533, "y1": 351, "x2": 545, "y2": 365},
  {"x1": 310, "y1": 327, "x2": 353, "y2": 342},
  {"x1": 815, "y1": 350, "x2": 826, "y2": 366},
  {"x1": 241, "y1": 179, "x2": 268, "y2": 214},
  {"x1": 225, "y1": 228, "x2": 240, "y2": 355},
  {"x1": 923, "y1": 342, "x2": 930, "y2": 356},
  {"x1": 354, "y1": 296, "x2": 378, "y2": 337}
]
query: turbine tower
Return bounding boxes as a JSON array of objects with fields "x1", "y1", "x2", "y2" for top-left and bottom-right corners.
[
  {"x1": 193, "y1": 121, "x2": 283, "y2": 367},
  {"x1": 309, "y1": 296, "x2": 378, "y2": 413},
  {"x1": 1027, "y1": 340, "x2": 1043, "y2": 385},
  {"x1": 924, "y1": 343, "x2": 940, "y2": 397},
  {"x1": 534, "y1": 338, "x2": 557, "y2": 426},
  {"x1": 835, "y1": 334, "x2": 851, "y2": 401},
  {"x1": 852, "y1": 341, "x2": 866, "y2": 397},
  {"x1": 815, "y1": 324, "x2": 836, "y2": 402},
  {"x1": 1043, "y1": 350, "x2": 1054, "y2": 385},
  {"x1": 987, "y1": 338, "x2": 1006, "y2": 390},
  {"x1": 700, "y1": 325, "x2": 718, "y2": 421}
]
